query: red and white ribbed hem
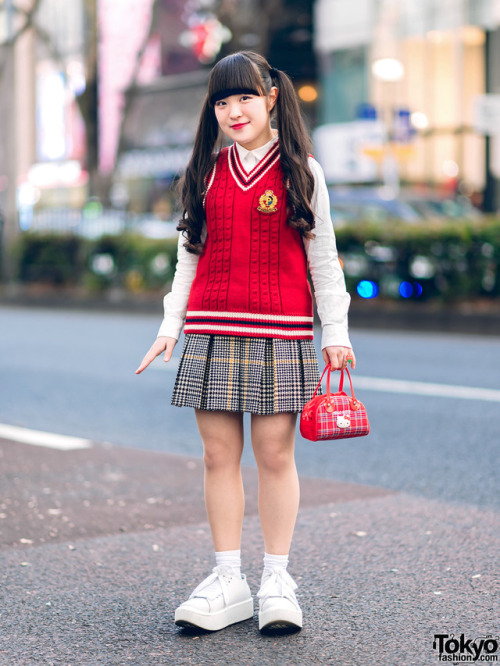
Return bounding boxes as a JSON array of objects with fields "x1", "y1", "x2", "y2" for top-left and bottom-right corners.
[{"x1": 184, "y1": 310, "x2": 314, "y2": 339}]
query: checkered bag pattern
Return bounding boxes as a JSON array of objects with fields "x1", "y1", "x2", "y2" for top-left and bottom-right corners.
[
  {"x1": 171, "y1": 334, "x2": 322, "y2": 415},
  {"x1": 300, "y1": 365, "x2": 370, "y2": 441}
]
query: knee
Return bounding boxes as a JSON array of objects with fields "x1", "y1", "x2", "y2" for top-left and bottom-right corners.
[
  {"x1": 256, "y1": 443, "x2": 294, "y2": 475},
  {"x1": 203, "y1": 439, "x2": 241, "y2": 471}
]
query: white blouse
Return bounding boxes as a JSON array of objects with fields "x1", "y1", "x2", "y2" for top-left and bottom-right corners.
[{"x1": 157, "y1": 137, "x2": 352, "y2": 350}]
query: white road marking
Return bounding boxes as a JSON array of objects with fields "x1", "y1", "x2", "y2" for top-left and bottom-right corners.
[
  {"x1": 353, "y1": 376, "x2": 500, "y2": 403},
  {"x1": 151, "y1": 359, "x2": 500, "y2": 403},
  {"x1": 0, "y1": 424, "x2": 93, "y2": 450}
]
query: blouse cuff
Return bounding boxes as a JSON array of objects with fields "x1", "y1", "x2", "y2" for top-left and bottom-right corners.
[
  {"x1": 157, "y1": 315, "x2": 184, "y2": 341},
  {"x1": 321, "y1": 324, "x2": 352, "y2": 351}
]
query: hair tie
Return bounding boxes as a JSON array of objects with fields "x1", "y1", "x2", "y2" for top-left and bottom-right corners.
[{"x1": 269, "y1": 67, "x2": 278, "y2": 78}]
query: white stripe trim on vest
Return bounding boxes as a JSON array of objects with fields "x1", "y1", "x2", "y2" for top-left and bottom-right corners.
[
  {"x1": 184, "y1": 324, "x2": 314, "y2": 337},
  {"x1": 186, "y1": 310, "x2": 313, "y2": 322},
  {"x1": 202, "y1": 160, "x2": 218, "y2": 208}
]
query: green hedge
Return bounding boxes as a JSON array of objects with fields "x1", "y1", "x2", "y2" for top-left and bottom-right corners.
[
  {"x1": 334, "y1": 216, "x2": 500, "y2": 301},
  {"x1": 11, "y1": 217, "x2": 500, "y2": 301},
  {"x1": 14, "y1": 232, "x2": 179, "y2": 292}
]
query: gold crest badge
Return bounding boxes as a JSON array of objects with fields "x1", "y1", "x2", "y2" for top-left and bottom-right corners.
[{"x1": 257, "y1": 190, "x2": 278, "y2": 214}]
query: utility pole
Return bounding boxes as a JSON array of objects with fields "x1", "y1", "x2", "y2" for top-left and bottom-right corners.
[{"x1": 0, "y1": 0, "x2": 19, "y2": 285}]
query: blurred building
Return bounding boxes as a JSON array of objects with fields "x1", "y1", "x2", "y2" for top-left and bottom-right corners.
[
  {"x1": 314, "y1": 0, "x2": 500, "y2": 210},
  {"x1": 1, "y1": 0, "x2": 317, "y2": 240},
  {"x1": 0, "y1": 0, "x2": 89, "y2": 279},
  {"x1": 117, "y1": 0, "x2": 317, "y2": 215}
]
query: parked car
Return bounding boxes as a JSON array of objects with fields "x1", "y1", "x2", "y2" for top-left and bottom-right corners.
[
  {"x1": 329, "y1": 187, "x2": 482, "y2": 225},
  {"x1": 27, "y1": 207, "x2": 181, "y2": 239}
]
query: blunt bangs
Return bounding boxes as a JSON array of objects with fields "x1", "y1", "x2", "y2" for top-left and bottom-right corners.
[{"x1": 208, "y1": 53, "x2": 267, "y2": 106}]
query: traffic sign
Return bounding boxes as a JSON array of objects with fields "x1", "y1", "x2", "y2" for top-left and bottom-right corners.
[{"x1": 473, "y1": 94, "x2": 500, "y2": 135}]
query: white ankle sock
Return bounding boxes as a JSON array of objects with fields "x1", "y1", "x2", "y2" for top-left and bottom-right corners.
[
  {"x1": 262, "y1": 552, "x2": 289, "y2": 579},
  {"x1": 215, "y1": 549, "x2": 241, "y2": 577}
]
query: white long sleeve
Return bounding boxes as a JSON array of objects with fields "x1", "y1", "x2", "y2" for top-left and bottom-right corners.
[
  {"x1": 156, "y1": 223, "x2": 206, "y2": 340},
  {"x1": 304, "y1": 157, "x2": 352, "y2": 350}
]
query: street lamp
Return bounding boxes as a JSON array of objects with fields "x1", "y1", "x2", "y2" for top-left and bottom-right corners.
[
  {"x1": 370, "y1": 56, "x2": 407, "y2": 194},
  {"x1": 371, "y1": 57, "x2": 404, "y2": 83}
]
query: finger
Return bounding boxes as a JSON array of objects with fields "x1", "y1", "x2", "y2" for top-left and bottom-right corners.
[
  {"x1": 163, "y1": 341, "x2": 177, "y2": 363},
  {"x1": 330, "y1": 353, "x2": 342, "y2": 370},
  {"x1": 135, "y1": 357, "x2": 151, "y2": 374},
  {"x1": 135, "y1": 349, "x2": 158, "y2": 374}
]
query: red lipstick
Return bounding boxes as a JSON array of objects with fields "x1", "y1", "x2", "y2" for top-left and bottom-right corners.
[{"x1": 231, "y1": 122, "x2": 249, "y2": 130}]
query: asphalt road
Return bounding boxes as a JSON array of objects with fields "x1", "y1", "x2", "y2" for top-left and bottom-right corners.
[
  {"x1": 1, "y1": 305, "x2": 499, "y2": 665},
  {"x1": 1, "y1": 305, "x2": 498, "y2": 509}
]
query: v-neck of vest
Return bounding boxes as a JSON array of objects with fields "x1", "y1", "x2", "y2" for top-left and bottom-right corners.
[{"x1": 228, "y1": 141, "x2": 280, "y2": 192}]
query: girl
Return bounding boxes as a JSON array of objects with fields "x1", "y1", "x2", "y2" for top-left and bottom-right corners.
[{"x1": 136, "y1": 51, "x2": 355, "y2": 633}]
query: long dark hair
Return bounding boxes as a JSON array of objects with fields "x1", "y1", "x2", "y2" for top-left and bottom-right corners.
[{"x1": 178, "y1": 51, "x2": 316, "y2": 254}]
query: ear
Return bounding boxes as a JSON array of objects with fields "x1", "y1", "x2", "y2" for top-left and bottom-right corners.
[{"x1": 268, "y1": 86, "x2": 278, "y2": 111}]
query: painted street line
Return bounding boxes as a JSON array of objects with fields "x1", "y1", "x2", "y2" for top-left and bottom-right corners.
[
  {"x1": 150, "y1": 359, "x2": 500, "y2": 402},
  {"x1": 353, "y1": 376, "x2": 500, "y2": 403},
  {"x1": 0, "y1": 423, "x2": 93, "y2": 450}
]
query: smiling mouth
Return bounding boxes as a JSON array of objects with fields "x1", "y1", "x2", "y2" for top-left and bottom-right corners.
[{"x1": 230, "y1": 123, "x2": 249, "y2": 129}]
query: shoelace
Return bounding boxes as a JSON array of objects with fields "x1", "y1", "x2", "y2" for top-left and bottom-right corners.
[
  {"x1": 188, "y1": 565, "x2": 236, "y2": 605},
  {"x1": 256, "y1": 567, "x2": 298, "y2": 603}
]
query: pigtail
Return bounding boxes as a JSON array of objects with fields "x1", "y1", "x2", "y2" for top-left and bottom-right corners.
[
  {"x1": 178, "y1": 95, "x2": 220, "y2": 255},
  {"x1": 271, "y1": 68, "x2": 316, "y2": 240}
]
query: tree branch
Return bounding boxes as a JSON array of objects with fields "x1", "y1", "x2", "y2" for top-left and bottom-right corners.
[{"x1": 0, "y1": 0, "x2": 42, "y2": 81}]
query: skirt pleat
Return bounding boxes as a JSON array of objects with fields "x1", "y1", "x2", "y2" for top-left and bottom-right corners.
[{"x1": 171, "y1": 334, "x2": 323, "y2": 415}]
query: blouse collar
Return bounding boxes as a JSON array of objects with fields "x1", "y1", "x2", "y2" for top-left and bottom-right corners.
[{"x1": 234, "y1": 133, "x2": 279, "y2": 166}]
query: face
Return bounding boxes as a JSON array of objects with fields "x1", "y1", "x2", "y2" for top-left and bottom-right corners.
[{"x1": 213, "y1": 88, "x2": 278, "y2": 151}]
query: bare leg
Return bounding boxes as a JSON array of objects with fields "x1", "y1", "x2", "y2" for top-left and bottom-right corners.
[
  {"x1": 194, "y1": 409, "x2": 245, "y2": 552},
  {"x1": 250, "y1": 412, "x2": 300, "y2": 555}
]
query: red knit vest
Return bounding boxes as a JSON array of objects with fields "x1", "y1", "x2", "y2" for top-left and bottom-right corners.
[{"x1": 184, "y1": 142, "x2": 313, "y2": 339}]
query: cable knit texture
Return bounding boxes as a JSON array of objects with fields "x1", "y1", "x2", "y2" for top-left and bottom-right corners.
[{"x1": 184, "y1": 144, "x2": 314, "y2": 339}]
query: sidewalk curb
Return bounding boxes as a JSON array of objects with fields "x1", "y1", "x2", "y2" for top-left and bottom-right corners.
[{"x1": 1, "y1": 292, "x2": 500, "y2": 335}]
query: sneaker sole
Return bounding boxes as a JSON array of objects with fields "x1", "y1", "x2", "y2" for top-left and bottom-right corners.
[
  {"x1": 259, "y1": 607, "x2": 303, "y2": 632},
  {"x1": 175, "y1": 597, "x2": 254, "y2": 632}
]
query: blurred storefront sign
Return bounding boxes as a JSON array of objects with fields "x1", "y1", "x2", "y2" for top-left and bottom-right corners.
[
  {"x1": 27, "y1": 161, "x2": 88, "y2": 189},
  {"x1": 474, "y1": 94, "x2": 500, "y2": 180},
  {"x1": 117, "y1": 70, "x2": 209, "y2": 180},
  {"x1": 179, "y1": 16, "x2": 232, "y2": 64},
  {"x1": 315, "y1": 0, "x2": 374, "y2": 51},
  {"x1": 313, "y1": 120, "x2": 387, "y2": 183},
  {"x1": 36, "y1": 64, "x2": 67, "y2": 161},
  {"x1": 116, "y1": 148, "x2": 193, "y2": 180},
  {"x1": 473, "y1": 94, "x2": 500, "y2": 135}
]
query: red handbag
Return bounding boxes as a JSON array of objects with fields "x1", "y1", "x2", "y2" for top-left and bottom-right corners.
[{"x1": 300, "y1": 363, "x2": 370, "y2": 441}]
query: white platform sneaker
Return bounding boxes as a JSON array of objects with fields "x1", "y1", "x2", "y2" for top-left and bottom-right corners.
[
  {"x1": 257, "y1": 567, "x2": 303, "y2": 632},
  {"x1": 174, "y1": 564, "x2": 254, "y2": 631}
]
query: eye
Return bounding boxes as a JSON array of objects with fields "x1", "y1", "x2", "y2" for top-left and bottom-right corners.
[
  {"x1": 240, "y1": 95, "x2": 253, "y2": 101},
  {"x1": 215, "y1": 100, "x2": 226, "y2": 107}
]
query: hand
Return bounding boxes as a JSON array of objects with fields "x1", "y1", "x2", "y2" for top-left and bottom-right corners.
[
  {"x1": 136, "y1": 336, "x2": 177, "y2": 374},
  {"x1": 321, "y1": 346, "x2": 356, "y2": 370}
]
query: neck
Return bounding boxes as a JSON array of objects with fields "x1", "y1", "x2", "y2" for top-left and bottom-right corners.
[{"x1": 237, "y1": 129, "x2": 277, "y2": 152}]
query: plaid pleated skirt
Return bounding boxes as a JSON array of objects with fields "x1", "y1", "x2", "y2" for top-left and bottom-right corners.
[{"x1": 171, "y1": 334, "x2": 323, "y2": 415}]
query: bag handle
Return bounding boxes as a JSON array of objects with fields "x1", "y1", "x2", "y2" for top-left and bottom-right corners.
[{"x1": 310, "y1": 363, "x2": 358, "y2": 402}]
